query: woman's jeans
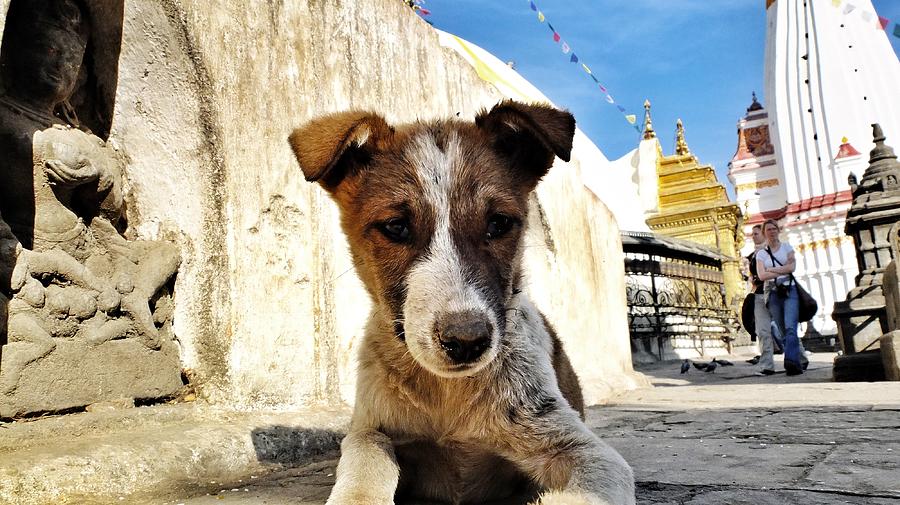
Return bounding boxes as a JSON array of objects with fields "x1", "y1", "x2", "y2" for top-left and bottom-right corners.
[{"x1": 767, "y1": 284, "x2": 803, "y2": 369}]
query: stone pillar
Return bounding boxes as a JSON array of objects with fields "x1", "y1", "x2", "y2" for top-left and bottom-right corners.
[
  {"x1": 832, "y1": 124, "x2": 900, "y2": 364},
  {"x1": 875, "y1": 223, "x2": 900, "y2": 381},
  {"x1": 883, "y1": 331, "x2": 900, "y2": 381}
]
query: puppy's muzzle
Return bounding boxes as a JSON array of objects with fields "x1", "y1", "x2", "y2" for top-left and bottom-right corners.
[{"x1": 435, "y1": 311, "x2": 493, "y2": 365}]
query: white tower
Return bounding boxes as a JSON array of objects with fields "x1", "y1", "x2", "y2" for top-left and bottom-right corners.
[
  {"x1": 761, "y1": 0, "x2": 900, "y2": 334},
  {"x1": 729, "y1": 93, "x2": 784, "y2": 252}
]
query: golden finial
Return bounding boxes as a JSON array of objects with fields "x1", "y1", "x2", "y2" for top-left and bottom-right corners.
[
  {"x1": 675, "y1": 118, "x2": 690, "y2": 155},
  {"x1": 841, "y1": 136, "x2": 849, "y2": 144},
  {"x1": 642, "y1": 99, "x2": 656, "y2": 140}
]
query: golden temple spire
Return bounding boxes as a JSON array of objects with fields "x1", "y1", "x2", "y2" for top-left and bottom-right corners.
[
  {"x1": 642, "y1": 99, "x2": 656, "y2": 140},
  {"x1": 675, "y1": 118, "x2": 690, "y2": 156}
]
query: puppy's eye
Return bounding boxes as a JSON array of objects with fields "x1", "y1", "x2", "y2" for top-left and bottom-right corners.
[
  {"x1": 486, "y1": 214, "x2": 515, "y2": 240},
  {"x1": 379, "y1": 219, "x2": 411, "y2": 243}
]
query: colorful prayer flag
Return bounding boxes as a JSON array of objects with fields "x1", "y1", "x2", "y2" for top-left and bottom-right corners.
[
  {"x1": 843, "y1": 3, "x2": 855, "y2": 15},
  {"x1": 894, "y1": 23, "x2": 900, "y2": 38},
  {"x1": 831, "y1": 0, "x2": 841, "y2": 6},
  {"x1": 524, "y1": 0, "x2": 641, "y2": 135},
  {"x1": 418, "y1": 8, "x2": 430, "y2": 15},
  {"x1": 860, "y1": 11, "x2": 872, "y2": 23},
  {"x1": 879, "y1": 16, "x2": 889, "y2": 30}
]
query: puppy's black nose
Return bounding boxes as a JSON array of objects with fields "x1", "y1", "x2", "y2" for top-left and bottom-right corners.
[{"x1": 436, "y1": 312, "x2": 492, "y2": 364}]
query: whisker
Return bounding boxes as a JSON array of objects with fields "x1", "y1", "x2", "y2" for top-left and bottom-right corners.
[
  {"x1": 330, "y1": 265, "x2": 357, "y2": 283},
  {"x1": 324, "y1": 255, "x2": 365, "y2": 285}
]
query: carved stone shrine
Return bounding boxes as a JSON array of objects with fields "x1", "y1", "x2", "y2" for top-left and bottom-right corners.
[
  {"x1": 0, "y1": 0, "x2": 182, "y2": 417},
  {"x1": 832, "y1": 124, "x2": 900, "y2": 379}
]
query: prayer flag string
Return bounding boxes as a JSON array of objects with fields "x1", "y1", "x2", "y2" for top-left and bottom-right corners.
[
  {"x1": 831, "y1": 0, "x2": 900, "y2": 39},
  {"x1": 528, "y1": 0, "x2": 641, "y2": 134},
  {"x1": 405, "y1": 0, "x2": 430, "y2": 17}
]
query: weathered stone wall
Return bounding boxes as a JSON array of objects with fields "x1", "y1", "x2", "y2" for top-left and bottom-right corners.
[
  {"x1": 523, "y1": 147, "x2": 642, "y2": 403},
  {"x1": 0, "y1": 0, "x2": 643, "y2": 413}
]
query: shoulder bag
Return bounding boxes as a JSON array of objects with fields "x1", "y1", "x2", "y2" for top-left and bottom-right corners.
[{"x1": 765, "y1": 246, "x2": 818, "y2": 322}]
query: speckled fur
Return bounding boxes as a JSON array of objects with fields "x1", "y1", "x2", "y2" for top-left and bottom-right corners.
[{"x1": 289, "y1": 101, "x2": 635, "y2": 505}]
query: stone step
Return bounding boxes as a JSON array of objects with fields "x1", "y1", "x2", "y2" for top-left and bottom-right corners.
[{"x1": 0, "y1": 403, "x2": 349, "y2": 505}]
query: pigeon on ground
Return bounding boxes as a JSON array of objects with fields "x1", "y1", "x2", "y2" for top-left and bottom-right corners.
[
  {"x1": 704, "y1": 361, "x2": 718, "y2": 373},
  {"x1": 693, "y1": 361, "x2": 710, "y2": 371},
  {"x1": 745, "y1": 355, "x2": 760, "y2": 365},
  {"x1": 713, "y1": 358, "x2": 734, "y2": 366},
  {"x1": 680, "y1": 359, "x2": 691, "y2": 374}
]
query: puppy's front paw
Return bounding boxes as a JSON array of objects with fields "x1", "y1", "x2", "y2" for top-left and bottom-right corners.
[
  {"x1": 325, "y1": 491, "x2": 392, "y2": 505},
  {"x1": 534, "y1": 491, "x2": 593, "y2": 505},
  {"x1": 534, "y1": 490, "x2": 631, "y2": 505}
]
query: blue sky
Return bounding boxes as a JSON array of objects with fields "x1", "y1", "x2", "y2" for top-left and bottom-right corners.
[{"x1": 421, "y1": 0, "x2": 900, "y2": 196}]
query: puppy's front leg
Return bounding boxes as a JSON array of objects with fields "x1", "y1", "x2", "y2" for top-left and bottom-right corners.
[
  {"x1": 326, "y1": 429, "x2": 399, "y2": 505},
  {"x1": 506, "y1": 410, "x2": 635, "y2": 505}
]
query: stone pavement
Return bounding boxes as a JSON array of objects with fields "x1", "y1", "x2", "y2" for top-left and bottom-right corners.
[
  {"x1": 602, "y1": 352, "x2": 900, "y2": 505},
  {"x1": 2, "y1": 352, "x2": 900, "y2": 505}
]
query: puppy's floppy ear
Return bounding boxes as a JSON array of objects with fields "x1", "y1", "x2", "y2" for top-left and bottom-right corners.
[
  {"x1": 288, "y1": 111, "x2": 394, "y2": 191},
  {"x1": 475, "y1": 100, "x2": 575, "y2": 185}
]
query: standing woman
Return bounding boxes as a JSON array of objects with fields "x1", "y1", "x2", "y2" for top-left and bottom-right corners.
[{"x1": 756, "y1": 219, "x2": 804, "y2": 375}]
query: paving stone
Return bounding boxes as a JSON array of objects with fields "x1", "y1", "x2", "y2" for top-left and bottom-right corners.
[
  {"x1": 741, "y1": 410, "x2": 900, "y2": 445},
  {"x1": 606, "y1": 436, "x2": 830, "y2": 488},
  {"x1": 626, "y1": 408, "x2": 900, "y2": 445},
  {"x1": 805, "y1": 442, "x2": 900, "y2": 497},
  {"x1": 636, "y1": 484, "x2": 900, "y2": 505}
]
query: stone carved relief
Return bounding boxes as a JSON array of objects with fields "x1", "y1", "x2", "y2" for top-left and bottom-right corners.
[{"x1": 0, "y1": 0, "x2": 181, "y2": 413}]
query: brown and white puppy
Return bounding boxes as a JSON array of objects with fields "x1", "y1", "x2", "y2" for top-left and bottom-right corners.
[{"x1": 289, "y1": 100, "x2": 635, "y2": 505}]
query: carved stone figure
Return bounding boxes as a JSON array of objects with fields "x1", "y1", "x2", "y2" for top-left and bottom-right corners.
[{"x1": 0, "y1": 0, "x2": 180, "y2": 408}]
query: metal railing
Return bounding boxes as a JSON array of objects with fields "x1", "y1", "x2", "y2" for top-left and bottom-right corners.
[{"x1": 625, "y1": 253, "x2": 739, "y2": 360}]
